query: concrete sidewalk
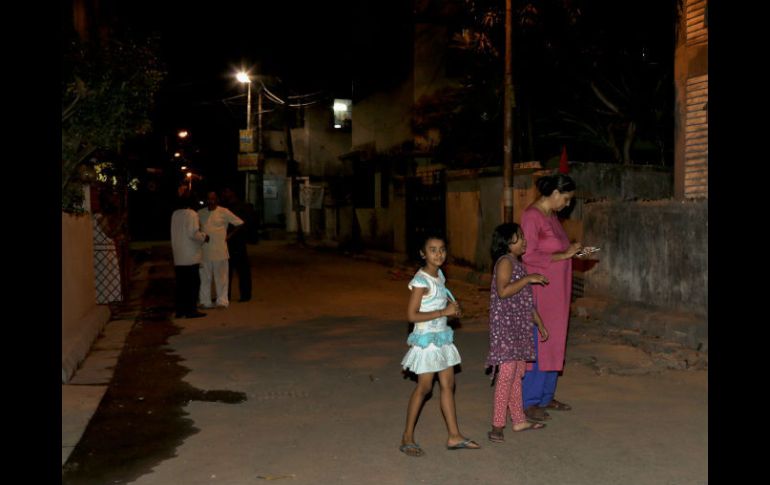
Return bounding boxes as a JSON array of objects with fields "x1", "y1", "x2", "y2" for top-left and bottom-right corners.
[
  {"x1": 62, "y1": 320, "x2": 134, "y2": 465},
  {"x1": 62, "y1": 252, "x2": 153, "y2": 466}
]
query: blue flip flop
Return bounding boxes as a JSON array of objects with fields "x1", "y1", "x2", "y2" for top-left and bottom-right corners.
[
  {"x1": 447, "y1": 439, "x2": 480, "y2": 450},
  {"x1": 399, "y1": 443, "x2": 424, "y2": 457}
]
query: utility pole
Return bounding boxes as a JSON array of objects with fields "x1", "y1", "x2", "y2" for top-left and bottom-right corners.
[
  {"x1": 256, "y1": 87, "x2": 264, "y2": 228},
  {"x1": 245, "y1": 77, "x2": 252, "y2": 204},
  {"x1": 284, "y1": 88, "x2": 305, "y2": 245},
  {"x1": 246, "y1": 78, "x2": 252, "y2": 132},
  {"x1": 503, "y1": 0, "x2": 514, "y2": 223}
]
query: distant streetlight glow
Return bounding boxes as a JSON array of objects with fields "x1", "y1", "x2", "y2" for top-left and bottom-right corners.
[
  {"x1": 178, "y1": 130, "x2": 189, "y2": 139},
  {"x1": 180, "y1": 165, "x2": 188, "y2": 170},
  {"x1": 174, "y1": 152, "x2": 181, "y2": 158},
  {"x1": 236, "y1": 70, "x2": 253, "y2": 131}
]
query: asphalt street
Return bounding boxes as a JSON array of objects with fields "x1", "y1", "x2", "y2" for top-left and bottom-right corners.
[{"x1": 62, "y1": 240, "x2": 707, "y2": 485}]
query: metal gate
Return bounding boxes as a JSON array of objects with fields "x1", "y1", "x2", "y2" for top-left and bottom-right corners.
[
  {"x1": 93, "y1": 214, "x2": 124, "y2": 304},
  {"x1": 405, "y1": 168, "x2": 446, "y2": 261}
]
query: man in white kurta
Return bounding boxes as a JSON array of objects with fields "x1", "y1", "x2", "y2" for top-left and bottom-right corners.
[{"x1": 198, "y1": 191, "x2": 244, "y2": 308}]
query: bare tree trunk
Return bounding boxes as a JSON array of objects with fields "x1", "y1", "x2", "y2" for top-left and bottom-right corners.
[
  {"x1": 607, "y1": 126, "x2": 622, "y2": 163},
  {"x1": 623, "y1": 121, "x2": 636, "y2": 165}
]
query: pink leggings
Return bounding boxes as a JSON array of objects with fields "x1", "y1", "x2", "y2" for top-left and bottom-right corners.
[{"x1": 492, "y1": 360, "x2": 527, "y2": 428}]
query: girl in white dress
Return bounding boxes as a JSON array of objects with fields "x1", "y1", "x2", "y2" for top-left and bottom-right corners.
[{"x1": 399, "y1": 236, "x2": 480, "y2": 457}]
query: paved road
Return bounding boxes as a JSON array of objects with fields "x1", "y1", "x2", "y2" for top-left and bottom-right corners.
[{"x1": 62, "y1": 241, "x2": 707, "y2": 485}]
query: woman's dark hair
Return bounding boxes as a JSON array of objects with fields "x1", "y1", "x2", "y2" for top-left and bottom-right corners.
[
  {"x1": 490, "y1": 223, "x2": 521, "y2": 262},
  {"x1": 535, "y1": 173, "x2": 576, "y2": 196}
]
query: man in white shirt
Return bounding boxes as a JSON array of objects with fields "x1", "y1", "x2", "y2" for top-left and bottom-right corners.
[
  {"x1": 198, "y1": 191, "x2": 244, "y2": 308},
  {"x1": 171, "y1": 192, "x2": 209, "y2": 318}
]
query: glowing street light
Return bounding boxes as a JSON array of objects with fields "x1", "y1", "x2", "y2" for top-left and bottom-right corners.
[
  {"x1": 178, "y1": 130, "x2": 189, "y2": 139},
  {"x1": 236, "y1": 70, "x2": 252, "y2": 131}
]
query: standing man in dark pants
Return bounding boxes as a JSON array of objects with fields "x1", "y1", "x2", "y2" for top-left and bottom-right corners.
[
  {"x1": 221, "y1": 188, "x2": 255, "y2": 302},
  {"x1": 171, "y1": 191, "x2": 209, "y2": 318}
]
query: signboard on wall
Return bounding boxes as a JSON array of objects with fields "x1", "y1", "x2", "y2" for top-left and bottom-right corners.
[
  {"x1": 237, "y1": 153, "x2": 259, "y2": 171},
  {"x1": 263, "y1": 179, "x2": 278, "y2": 199},
  {"x1": 239, "y1": 129, "x2": 255, "y2": 153}
]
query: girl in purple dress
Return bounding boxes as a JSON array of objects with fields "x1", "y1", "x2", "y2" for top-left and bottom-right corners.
[{"x1": 486, "y1": 223, "x2": 550, "y2": 443}]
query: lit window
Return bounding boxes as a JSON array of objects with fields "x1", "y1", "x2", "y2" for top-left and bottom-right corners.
[{"x1": 332, "y1": 99, "x2": 352, "y2": 130}]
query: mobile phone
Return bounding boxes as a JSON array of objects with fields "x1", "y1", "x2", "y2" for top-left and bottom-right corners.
[{"x1": 575, "y1": 246, "x2": 601, "y2": 257}]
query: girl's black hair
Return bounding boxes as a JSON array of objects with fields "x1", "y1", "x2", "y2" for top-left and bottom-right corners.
[
  {"x1": 415, "y1": 233, "x2": 448, "y2": 264},
  {"x1": 535, "y1": 173, "x2": 576, "y2": 196},
  {"x1": 490, "y1": 223, "x2": 521, "y2": 262},
  {"x1": 420, "y1": 233, "x2": 447, "y2": 252}
]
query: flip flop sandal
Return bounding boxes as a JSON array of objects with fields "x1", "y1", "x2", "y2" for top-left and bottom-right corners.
[
  {"x1": 513, "y1": 422, "x2": 547, "y2": 432},
  {"x1": 447, "y1": 439, "x2": 481, "y2": 450},
  {"x1": 544, "y1": 399, "x2": 572, "y2": 411},
  {"x1": 399, "y1": 443, "x2": 425, "y2": 457},
  {"x1": 525, "y1": 406, "x2": 551, "y2": 422}
]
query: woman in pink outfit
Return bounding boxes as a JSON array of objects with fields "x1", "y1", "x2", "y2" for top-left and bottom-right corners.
[{"x1": 520, "y1": 174, "x2": 582, "y2": 422}]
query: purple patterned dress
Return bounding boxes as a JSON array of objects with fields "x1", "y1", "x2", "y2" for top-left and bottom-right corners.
[{"x1": 486, "y1": 255, "x2": 537, "y2": 367}]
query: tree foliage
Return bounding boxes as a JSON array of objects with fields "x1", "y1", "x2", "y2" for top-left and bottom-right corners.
[
  {"x1": 61, "y1": 33, "x2": 165, "y2": 213},
  {"x1": 413, "y1": 0, "x2": 676, "y2": 167}
]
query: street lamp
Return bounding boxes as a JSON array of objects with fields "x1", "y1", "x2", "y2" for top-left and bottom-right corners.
[
  {"x1": 236, "y1": 69, "x2": 264, "y2": 214},
  {"x1": 236, "y1": 71, "x2": 252, "y2": 131}
]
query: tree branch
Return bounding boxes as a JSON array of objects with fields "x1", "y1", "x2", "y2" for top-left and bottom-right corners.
[{"x1": 590, "y1": 81, "x2": 620, "y2": 114}]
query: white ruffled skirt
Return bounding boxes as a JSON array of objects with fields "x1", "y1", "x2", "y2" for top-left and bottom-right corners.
[{"x1": 401, "y1": 343, "x2": 461, "y2": 374}]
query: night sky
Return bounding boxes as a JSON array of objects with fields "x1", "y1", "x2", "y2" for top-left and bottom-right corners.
[
  {"x1": 82, "y1": 0, "x2": 362, "y2": 238},
  {"x1": 63, "y1": 0, "x2": 679, "y2": 239},
  {"x1": 110, "y1": 0, "x2": 387, "y2": 199}
]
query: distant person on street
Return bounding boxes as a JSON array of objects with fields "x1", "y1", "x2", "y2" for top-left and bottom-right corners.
[
  {"x1": 221, "y1": 187, "x2": 255, "y2": 302},
  {"x1": 486, "y1": 223, "x2": 549, "y2": 443},
  {"x1": 198, "y1": 190, "x2": 244, "y2": 309},
  {"x1": 170, "y1": 191, "x2": 209, "y2": 319},
  {"x1": 520, "y1": 173, "x2": 582, "y2": 422},
  {"x1": 399, "y1": 235, "x2": 480, "y2": 457}
]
